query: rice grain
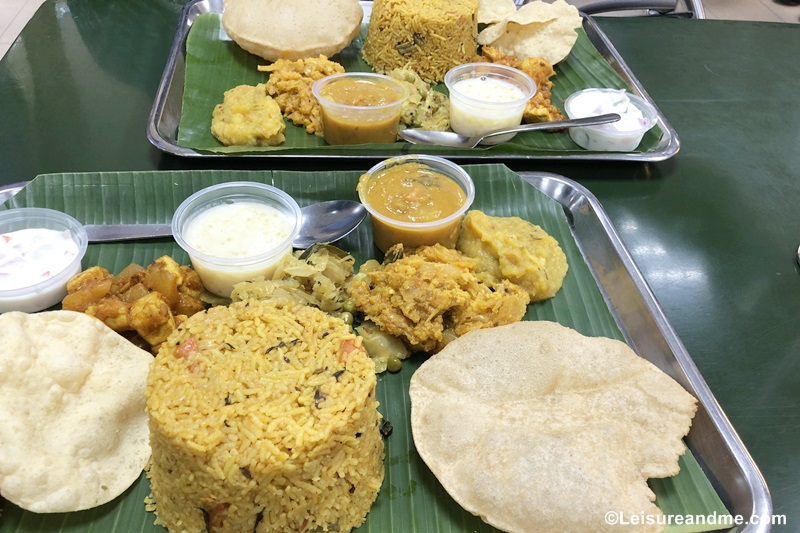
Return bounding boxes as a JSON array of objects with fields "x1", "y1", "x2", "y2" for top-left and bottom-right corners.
[
  {"x1": 146, "y1": 300, "x2": 383, "y2": 533},
  {"x1": 362, "y1": 0, "x2": 479, "y2": 83}
]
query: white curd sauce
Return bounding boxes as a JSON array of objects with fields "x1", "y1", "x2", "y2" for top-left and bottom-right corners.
[
  {"x1": 449, "y1": 76, "x2": 529, "y2": 144},
  {"x1": 565, "y1": 89, "x2": 655, "y2": 151},
  {"x1": 568, "y1": 89, "x2": 647, "y2": 132},
  {"x1": 184, "y1": 202, "x2": 291, "y2": 258},
  {"x1": 454, "y1": 76, "x2": 525, "y2": 104},
  {"x1": 182, "y1": 202, "x2": 293, "y2": 297},
  {"x1": 0, "y1": 228, "x2": 80, "y2": 291}
]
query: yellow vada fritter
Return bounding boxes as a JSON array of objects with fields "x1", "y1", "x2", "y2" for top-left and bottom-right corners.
[
  {"x1": 456, "y1": 210, "x2": 568, "y2": 302},
  {"x1": 210, "y1": 83, "x2": 286, "y2": 146},
  {"x1": 258, "y1": 55, "x2": 345, "y2": 136},
  {"x1": 349, "y1": 244, "x2": 530, "y2": 353}
]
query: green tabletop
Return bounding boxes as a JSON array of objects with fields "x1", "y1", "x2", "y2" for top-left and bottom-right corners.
[{"x1": 1, "y1": 0, "x2": 798, "y2": 529}]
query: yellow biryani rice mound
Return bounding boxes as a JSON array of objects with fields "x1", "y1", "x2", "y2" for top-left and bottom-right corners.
[
  {"x1": 146, "y1": 300, "x2": 384, "y2": 533},
  {"x1": 362, "y1": 0, "x2": 479, "y2": 83}
]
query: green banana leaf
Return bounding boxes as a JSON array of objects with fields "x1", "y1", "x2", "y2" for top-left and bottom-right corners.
[
  {"x1": 0, "y1": 166, "x2": 727, "y2": 533},
  {"x1": 176, "y1": 14, "x2": 664, "y2": 155}
]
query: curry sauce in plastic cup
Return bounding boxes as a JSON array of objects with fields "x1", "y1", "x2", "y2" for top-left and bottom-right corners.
[
  {"x1": 312, "y1": 72, "x2": 409, "y2": 145},
  {"x1": 357, "y1": 155, "x2": 475, "y2": 252}
]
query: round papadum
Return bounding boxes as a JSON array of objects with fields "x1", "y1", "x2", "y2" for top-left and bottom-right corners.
[
  {"x1": 409, "y1": 321, "x2": 698, "y2": 533},
  {"x1": 222, "y1": 0, "x2": 363, "y2": 62},
  {"x1": 0, "y1": 311, "x2": 152, "y2": 513}
]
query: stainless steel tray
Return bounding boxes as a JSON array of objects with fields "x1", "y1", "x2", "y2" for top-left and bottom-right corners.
[
  {"x1": 147, "y1": 0, "x2": 680, "y2": 161},
  {"x1": 0, "y1": 168, "x2": 767, "y2": 531},
  {"x1": 526, "y1": 171, "x2": 771, "y2": 532}
]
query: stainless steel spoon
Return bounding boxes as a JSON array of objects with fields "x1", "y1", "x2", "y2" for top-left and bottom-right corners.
[
  {"x1": 292, "y1": 199, "x2": 366, "y2": 249},
  {"x1": 398, "y1": 113, "x2": 622, "y2": 148},
  {"x1": 83, "y1": 199, "x2": 367, "y2": 249}
]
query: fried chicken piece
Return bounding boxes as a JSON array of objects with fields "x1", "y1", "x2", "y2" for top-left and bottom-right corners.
[
  {"x1": 518, "y1": 56, "x2": 564, "y2": 123},
  {"x1": 258, "y1": 55, "x2": 345, "y2": 135},
  {"x1": 349, "y1": 244, "x2": 529, "y2": 353},
  {"x1": 475, "y1": 46, "x2": 565, "y2": 123}
]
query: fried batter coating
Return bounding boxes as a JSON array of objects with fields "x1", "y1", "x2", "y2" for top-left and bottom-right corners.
[
  {"x1": 210, "y1": 84, "x2": 286, "y2": 146},
  {"x1": 349, "y1": 244, "x2": 529, "y2": 353},
  {"x1": 449, "y1": 278, "x2": 530, "y2": 337},
  {"x1": 258, "y1": 55, "x2": 345, "y2": 135},
  {"x1": 62, "y1": 256, "x2": 205, "y2": 352},
  {"x1": 476, "y1": 46, "x2": 565, "y2": 123}
]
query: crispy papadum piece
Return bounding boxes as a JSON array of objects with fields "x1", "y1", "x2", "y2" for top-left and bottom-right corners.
[
  {"x1": 477, "y1": 0, "x2": 582, "y2": 65},
  {"x1": 410, "y1": 321, "x2": 697, "y2": 533},
  {"x1": 0, "y1": 311, "x2": 152, "y2": 513}
]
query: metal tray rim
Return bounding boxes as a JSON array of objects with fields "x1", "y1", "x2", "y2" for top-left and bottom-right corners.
[
  {"x1": 522, "y1": 170, "x2": 771, "y2": 532},
  {"x1": 3, "y1": 169, "x2": 767, "y2": 532},
  {"x1": 146, "y1": 0, "x2": 680, "y2": 162}
]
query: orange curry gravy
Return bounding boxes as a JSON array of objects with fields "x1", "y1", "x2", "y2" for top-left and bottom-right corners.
[
  {"x1": 361, "y1": 162, "x2": 467, "y2": 223},
  {"x1": 319, "y1": 78, "x2": 404, "y2": 144},
  {"x1": 321, "y1": 78, "x2": 399, "y2": 107}
]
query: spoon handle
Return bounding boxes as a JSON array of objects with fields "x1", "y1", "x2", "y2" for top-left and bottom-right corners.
[
  {"x1": 478, "y1": 113, "x2": 622, "y2": 143},
  {"x1": 84, "y1": 224, "x2": 173, "y2": 242}
]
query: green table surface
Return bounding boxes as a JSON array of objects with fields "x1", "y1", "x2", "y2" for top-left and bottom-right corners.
[{"x1": 1, "y1": 0, "x2": 799, "y2": 530}]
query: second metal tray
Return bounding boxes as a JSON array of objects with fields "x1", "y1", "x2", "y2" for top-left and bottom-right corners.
[
  {"x1": 0, "y1": 168, "x2": 766, "y2": 531},
  {"x1": 147, "y1": 0, "x2": 680, "y2": 161}
]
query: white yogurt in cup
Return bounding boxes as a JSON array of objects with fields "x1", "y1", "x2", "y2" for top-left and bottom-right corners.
[
  {"x1": 0, "y1": 208, "x2": 88, "y2": 313},
  {"x1": 564, "y1": 88, "x2": 657, "y2": 151},
  {"x1": 172, "y1": 182, "x2": 301, "y2": 297},
  {"x1": 445, "y1": 63, "x2": 536, "y2": 144}
]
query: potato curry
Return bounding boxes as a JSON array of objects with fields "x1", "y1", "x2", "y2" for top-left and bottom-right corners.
[{"x1": 62, "y1": 256, "x2": 205, "y2": 352}]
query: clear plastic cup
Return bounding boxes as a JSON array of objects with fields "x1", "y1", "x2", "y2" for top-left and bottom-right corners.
[
  {"x1": 0, "y1": 208, "x2": 88, "y2": 313},
  {"x1": 357, "y1": 155, "x2": 475, "y2": 252},
  {"x1": 172, "y1": 182, "x2": 301, "y2": 297},
  {"x1": 312, "y1": 72, "x2": 410, "y2": 145},
  {"x1": 564, "y1": 88, "x2": 658, "y2": 151},
  {"x1": 445, "y1": 63, "x2": 536, "y2": 144}
]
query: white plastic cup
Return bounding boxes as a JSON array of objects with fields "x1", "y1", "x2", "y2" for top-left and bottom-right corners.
[
  {"x1": 564, "y1": 88, "x2": 658, "y2": 151},
  {"x1": 172, "y1": 182, "x2": 301, "y2": 297},
  {"x1": 0, "y1": 208, "x2": 88, "y2": 313},
  {"x1": 312, "y1": 72, "x2": 409, "y2": 145},
  {"x1": 445, "y1": 63, "x2": 536, "y2": 144}
]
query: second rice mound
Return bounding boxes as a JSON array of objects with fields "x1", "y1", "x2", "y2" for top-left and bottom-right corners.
[
  {"x1": 362, "y1": 0, "x2": 479, "y2": 83},
  {"x1": 146, "y1": 300, "x2": 384, "y2": 533}
]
